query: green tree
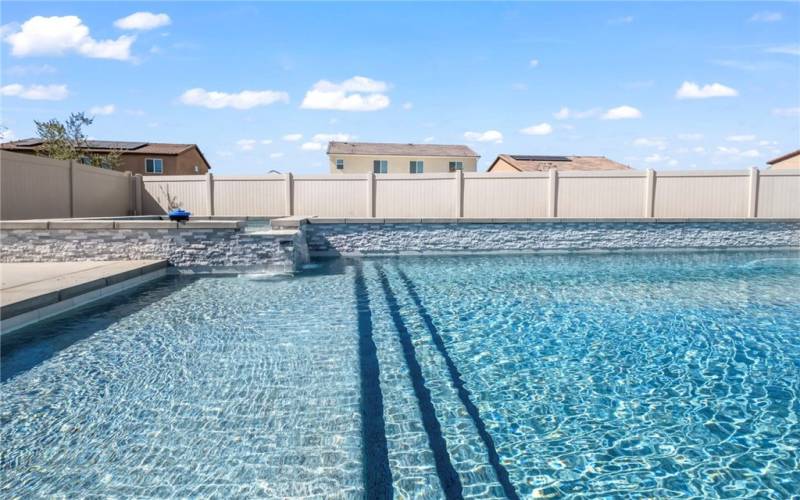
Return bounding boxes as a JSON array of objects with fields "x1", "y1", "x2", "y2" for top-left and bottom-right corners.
[{"x1": 33, "y1": 112, "x2": 123, "y2": 170}]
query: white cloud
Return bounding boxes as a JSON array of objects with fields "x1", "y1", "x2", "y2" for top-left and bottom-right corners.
[
  {"x1": 529, "y1": 59, "x2": 539, "y2": 68},
  {"x1": 511, "y1": 83, "x2": 528, "y2": 91},
  {"x1": 633, "y1": 137, "x2": 667, "y2": 150},
  {"x1": 301, "y1": 133, "x2": 352, "y2": 151},
  {"x1": 179, "y1": 88, "x2": 289, "y2": 110},
  {"x1": 270, "y1": 152, "x2": 284, "y2": 159},
  {"x1": 301, "y1": 76, "x2": 390, "y2": 111},
  {"x1": 423, "y1": 136, "x2": 435, "y2": 143},
  {"x1": 608, "y1": 16, "x2": 634, "y2": 25},
  {"x1": 236, "y1": 139, "x2": 257, "y2": 151},
  {"x1": 4, "y1": 16, "x2": 135, "y2": 61},
  {"x1": 675, "y1": 81, "x2": 738, "y2": 99},
  {"x1": 717, "y1": 146, "x2": 760, "y2": 158},
  {"x1": 464, "y1": 130, "x2": 503, "y2": 143},
  {"x1": 749, "y1": 11, "x2": 782, "y2": 22},
  {"x1": 765, "y1": 45, "x2": 800, "y2": 56},
  {"x1": 644, "y1": 153, "x2": 669, "y2": 163},
  {"x1": 678, "y1": 133, "x2": 704, "y2": 141},
  {"x1": 772, "y1": 107, "x2": 800, "y2": 117},
  {"x1": 6, "y1": 64, "x2": 56, "y2": 76},
  {"x1": 520, "y1": 123, "x2": 553, "y2": 136},
  {"x1": 0, "y1": 128, "x2": 16, "y2": 142},
  {"x1": 553, "y1": 106, "x2": 600, "y2": 119},
  {"x1": 402, "y1": 101, "x2": 413, "y2": 110},
  {"x1": 602, "y1": 105, "x2": 642, "y2": 120},
  {"x1": 260, "y1": 139, "x2": 273, "y2": 145},
  {"x1": 726, "y1": 134, "x2": 756, "y2": 142},
  {"x1": 1, "y1": 83, "x2": 68, "y2": 100},
  {"x1": 692, "y1": 146, "x2": 706, "y2": 153},
  {"x1": 114, "y1": 12, "x2": 171, "y2": 31},
  {"x1": 282, "y1": 133, "x2": 302, "y2": 142},
  {"x1": 89, "y1": 104, "x2": 115, "y2": 115}
]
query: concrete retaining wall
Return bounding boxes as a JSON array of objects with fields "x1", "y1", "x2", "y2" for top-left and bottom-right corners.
[{"x1": 303, "y1": 220, "x2": 800, "y2": 256}]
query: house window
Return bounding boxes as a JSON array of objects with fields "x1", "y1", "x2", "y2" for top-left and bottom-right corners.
[
  {"x1": 409, "y1": 160, "x2": 424, "y2": 174},
  {"x1": 145, "y1": 158, "x2": 163, "y2": 174},
  {"x1": 194, "y1": 165, "x2": 199, "y2": 174},
  {"x1": 373, "y1": 160, "x2": 388, "y2": 174},
  {"x1": 449, "y1": 161, "x2": 463, "y2": 172},
  {"x1": 336, "y1": 159, "x2": 344, "y2": 170},
  {"x1": 79, "y1": 156, "x2": 92, "y2": 165}
]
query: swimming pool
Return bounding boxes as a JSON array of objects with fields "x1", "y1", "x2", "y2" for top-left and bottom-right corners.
[{"x1": 2, "y1": 250, "x2": 799, "y2": 497}]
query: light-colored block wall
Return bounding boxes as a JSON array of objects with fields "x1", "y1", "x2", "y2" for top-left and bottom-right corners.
[{"x1": 328, "y1": 155, "x2": 478, "y2": 174}]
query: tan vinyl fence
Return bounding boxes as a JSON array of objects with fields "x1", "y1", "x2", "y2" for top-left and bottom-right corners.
[
  {"x1": 140, "y1": 168, "x2": 800, "y2": 219},
  {"x1": 1, "y1": 151, "x2": 136, "y2": 220},
  {"x1": 1, "y1": 150, "x2": 796, "y2": 220}
]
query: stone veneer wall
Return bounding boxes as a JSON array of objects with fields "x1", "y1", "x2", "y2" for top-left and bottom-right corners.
[
  {"x1": 303, "y1": 221, "x2": 800, "y2": 256},
  {"x1": 0, "y1": 228, "x2": 308, "y2": 272}
]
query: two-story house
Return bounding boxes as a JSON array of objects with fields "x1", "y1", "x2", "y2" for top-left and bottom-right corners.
[
  {"x1": 0, "y1": 139, "x2": 211, "y2": 175},
  {"x1": 327, "y1": 141, "x2": 479, "y2": 174}
]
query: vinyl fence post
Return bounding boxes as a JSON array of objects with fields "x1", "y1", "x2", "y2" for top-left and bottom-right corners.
[
  {"x1": 454, "y1": 170, "x2": 464, "y2": 218},
  {"x1": 547, "y1": 168, "x2": 558, "y2": 218},
  {"x1": 206, "y1": 172, "x2": 215, "y2": 216},
  {"x1": 134, "y1": 174, "x2": 143, "y2": 215},
  {"x1": 748, "y1": 167, "x2": 759, "y2": 218},
  {"x1": 284, "y1": 172, "x2": 293, "y2": 216},
  {"x1": 68, "y1": 159, "x2": 75, "y2": 218},
  {"x1": 644, "y1": 169, "x2": 656, "y2": 218},
  {"x1": 366, "y1": 172, "x2": 375, "y2": 217},
  {"x1": 125, "y1": 171, "x2": 134, "y2": 215}
]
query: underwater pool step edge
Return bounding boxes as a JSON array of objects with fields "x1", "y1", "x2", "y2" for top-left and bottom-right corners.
[{"x1": 0, "y1": 261, "x2": 168, "y2": 335}]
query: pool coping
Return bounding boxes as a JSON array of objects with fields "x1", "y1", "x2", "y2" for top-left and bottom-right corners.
[{"x1": 0, "y1": 260, "x2": 169, "y2": 335}]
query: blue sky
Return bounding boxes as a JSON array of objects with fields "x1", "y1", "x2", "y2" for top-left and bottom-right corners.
[{"x1": 1, "y1": 2, "x2": 798, "y2": 174}]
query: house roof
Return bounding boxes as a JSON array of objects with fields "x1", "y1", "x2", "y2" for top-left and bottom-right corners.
[
  {"x1": 327, "y1": 141, "x2": 479, "y2": 157},
  {"x1": 488, "y1": 154, "x2": 632, "y2": 172},
  {"x1": 767, "y1": 149, "x2": 800, "y2": 165},
  {"x1": 1, "y1": 139, "x2": 211, "y2": 168}
]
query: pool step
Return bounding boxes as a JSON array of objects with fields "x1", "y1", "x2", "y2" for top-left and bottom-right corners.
[
  {"x1": 359, "y1": 263, "x2": 444, "y2": 498},
  {"x1": 370, "y1": 263, "x2": 515, "y2": 499}
]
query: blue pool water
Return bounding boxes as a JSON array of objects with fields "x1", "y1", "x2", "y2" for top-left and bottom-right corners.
[{"x1": 2, "y1": 250, "x2": 799, "y2": 497}]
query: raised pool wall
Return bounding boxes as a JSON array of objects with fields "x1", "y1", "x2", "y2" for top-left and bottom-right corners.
[
  {"x1": 298, "y1": 219, "x2": 800, "y2": 256},
  {"x1": 0, "y1": 220, "x2": 308, "y2": 273},
  {"x1": 2, "y1": 218, "x2": 798, "y2": 271}
]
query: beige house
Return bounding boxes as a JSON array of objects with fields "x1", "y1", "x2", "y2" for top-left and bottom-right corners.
[
  {"x1": 488, "y1": 154, "x2": 631, "y2": 172},
  {"x1": 327, "y1": 141, "x2": 479, "y2": 174},
  {"x1": 767, "y1": 149, "x2": 800, "y2": 169},
  {"x1": 0, "y1": 139, "x2": 211, "y2": 176}
]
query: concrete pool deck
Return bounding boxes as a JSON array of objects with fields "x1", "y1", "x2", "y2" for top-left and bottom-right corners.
[{"x1": 0, "y1": 260, "x2": 168, "y2": 334}]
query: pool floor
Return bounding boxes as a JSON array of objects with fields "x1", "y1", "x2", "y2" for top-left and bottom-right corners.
[{"x1": 2, "y1": 250, "x2": 799, "y2": 498}]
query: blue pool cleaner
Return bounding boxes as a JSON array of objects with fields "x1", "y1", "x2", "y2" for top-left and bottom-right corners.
[{"x1": 168, "y1": 208, "x2": 191, "y2": 221}]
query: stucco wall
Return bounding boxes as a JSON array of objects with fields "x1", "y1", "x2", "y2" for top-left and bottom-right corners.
[
  {"x1": 303, "y1": 221, "x2": 800, "y2": 256},
  {"x1": 328, "y1": 155, "x2": 479, "y2": 174},
  {"x1": 0, "y1": 228, "x2": 307, "y2": 272},
  {"x1": 769, "y1": 156, "x2": 800, "y2": 170}
]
